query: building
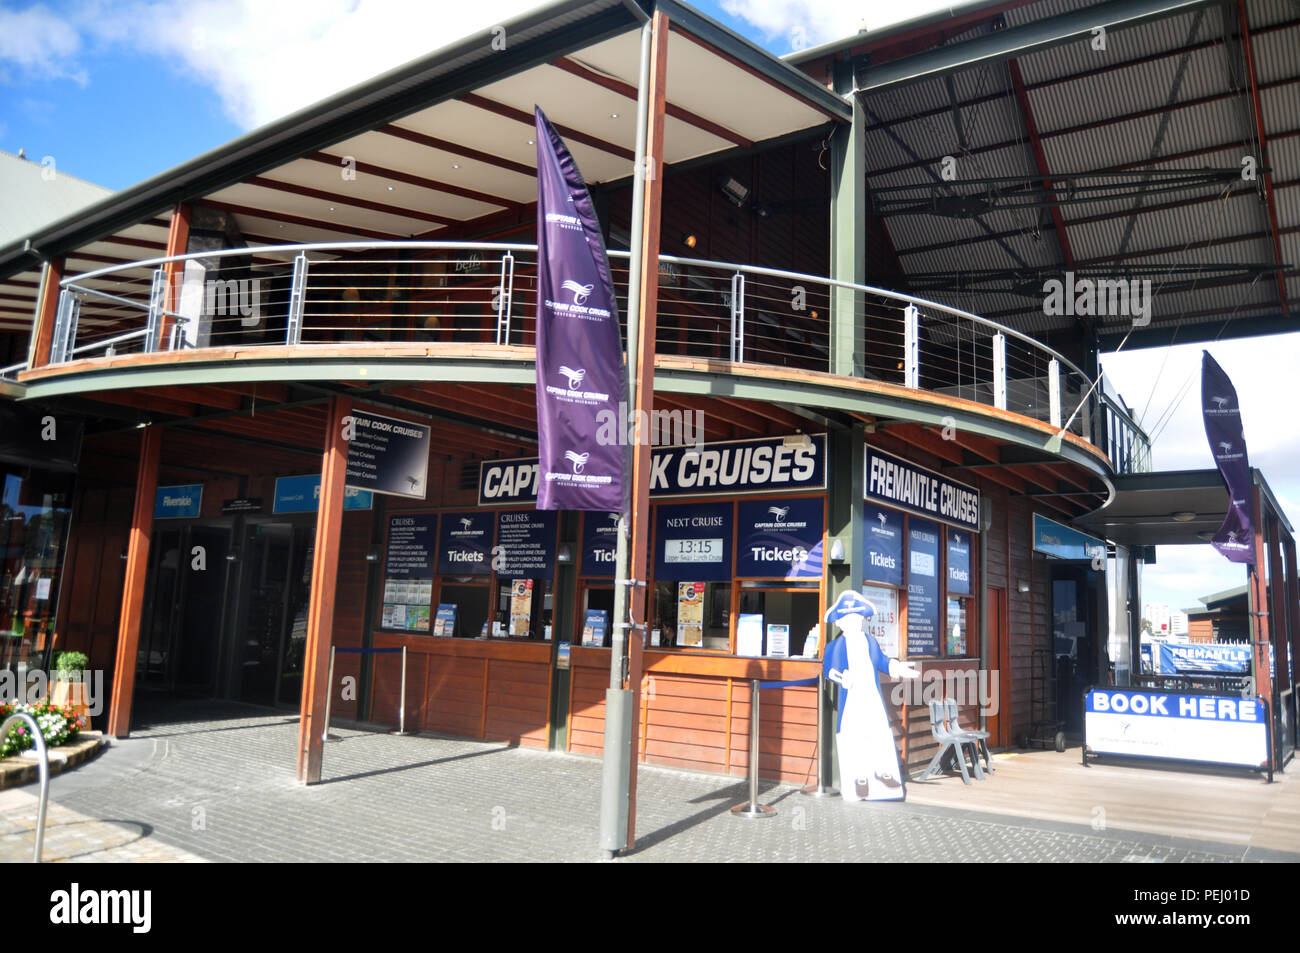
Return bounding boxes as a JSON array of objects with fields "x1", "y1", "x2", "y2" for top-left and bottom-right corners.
[{"x1": 0, "y1": 0, "x2": 1297, "y2": 828}]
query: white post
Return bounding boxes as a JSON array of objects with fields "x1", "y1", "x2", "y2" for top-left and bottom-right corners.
[
  {"x1": 730, "y1": 272, "x2": 745, "y2": 362},
  {"x1": 993, "y1": 332, "x2": 1007, "y2": 410},
  {"x1": 321, "y1": 646, "x2": 336, "y2": 743},
  {"x1": 399, "y1": 645, "x2": 408, "y2": 735},
  {"x1": 1049, "y1": 358, "x2": 1061, "y2": 428},
  {"x1": 904, "y1": 303, "x2": 919, "y2": 388}
]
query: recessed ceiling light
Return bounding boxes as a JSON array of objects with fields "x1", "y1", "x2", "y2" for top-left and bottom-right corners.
[
  {"x1": 387, "y1": 185, "x2": 394, "y2": 191},
  {"x1": 611, "y1": 113, "x2": 618, "y2": 118},
  {"x1": 329, "y1": 206, "x2": 335, "y2": 211},
  {"x1": 453, "y1": 163, "x2": 460, "y2": 169},
  {"x1": 1172, "y1": 511, "x2": 1197, "y2": 522}
]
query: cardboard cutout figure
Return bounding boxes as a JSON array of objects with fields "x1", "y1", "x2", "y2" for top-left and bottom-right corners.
[{"x1": 823, "y1": 590, "x2": 920, "y2": 801}]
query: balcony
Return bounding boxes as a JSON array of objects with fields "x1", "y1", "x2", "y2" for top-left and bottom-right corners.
[{"x1": 11, "y1": 240, "x2": 1151, "y2": 476}]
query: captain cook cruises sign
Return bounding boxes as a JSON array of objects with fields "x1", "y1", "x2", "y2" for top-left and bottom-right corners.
[{"x1": 865, "y1": 445, "x2": 980, "y2": 532}]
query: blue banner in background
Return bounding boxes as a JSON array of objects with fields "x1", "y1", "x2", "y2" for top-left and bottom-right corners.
[
  {"x1": 273, "y1": 474, "x2": 373, "y2": 513},
  {"x1": 154, "y1": 484, "x2": 203, "y2": 519},
  {"x1": 1156, "y1": 642, "x2": 1251, "y2": 674},
  {"x1": 863, "y1": 503, "x2": 903, "y2": 587},
  {"x1": 1201, "y1": 352, "x2": 1255, "y2": 564},
  {"x1": 581, "y1": 511, "x2": 621, "y2": 577},
  {"x1": 735, "y1": 497, "x2": 823, "y2": 579}
]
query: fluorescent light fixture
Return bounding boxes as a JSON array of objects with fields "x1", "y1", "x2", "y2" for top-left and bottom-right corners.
[{"x1": 720, "y1": 176, "x2": 749, "y2": 208}]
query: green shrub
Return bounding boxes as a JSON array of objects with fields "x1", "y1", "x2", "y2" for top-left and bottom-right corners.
[{"x1": 52, "y1": 651, "x2": 89, "y2": 679}]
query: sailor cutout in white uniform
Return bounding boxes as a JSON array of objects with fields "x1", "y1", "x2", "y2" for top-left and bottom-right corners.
[{"x1": 822, "y1": 590, "x2": 920, "y2": 801}]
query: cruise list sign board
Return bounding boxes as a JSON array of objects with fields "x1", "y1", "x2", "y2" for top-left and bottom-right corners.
[{"x1": 345, "y1": 410, "x2": 431, "y2": 500}]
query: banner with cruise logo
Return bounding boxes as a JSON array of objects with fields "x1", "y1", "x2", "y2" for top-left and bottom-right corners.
[
  {"x1": 1201, "y1": 351, "x2": 1254, "y2": 564},
  {"x1": 533, "y1": 106, "x2": 626, "y2": 513}
]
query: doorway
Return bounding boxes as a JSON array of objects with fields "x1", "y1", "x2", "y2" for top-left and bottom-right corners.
[
  {"x1": 234, "y1": 521, "x2": 314, "y2": 707},
  {"x1": 1049, "y1": 563, "x2": 1107, "y2": 735}
]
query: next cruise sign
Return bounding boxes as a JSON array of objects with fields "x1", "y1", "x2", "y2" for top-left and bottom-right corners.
[{"x1": 1084, "y1": 688, "x2": 1269, "y2": 769}]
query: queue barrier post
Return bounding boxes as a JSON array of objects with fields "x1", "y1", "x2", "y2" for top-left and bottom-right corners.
[
  {"x1": 801, "y1": 672, "x2": 836, "y2": 797},
  {"x1": 731, "y1": 679, "x2": 777, "y2": 819},
  {"x1": 324, "y1": 646, "x2": 409, "y2": 739}
]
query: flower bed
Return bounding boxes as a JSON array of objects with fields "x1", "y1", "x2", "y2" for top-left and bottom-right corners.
[{"x1": 0, "y1": 702, "x2": 86, "y2": 759}]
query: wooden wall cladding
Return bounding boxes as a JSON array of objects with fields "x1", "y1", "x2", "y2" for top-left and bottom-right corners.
[
  {"x1": 324, "y1": 511, "x2": 371, "y2": 721},
  {"x1": 372, "y1": 634, "x2": 552, "y2": 749},
  {"x1": 58, "y1": 486, "x2": 132, "y2": 668}
]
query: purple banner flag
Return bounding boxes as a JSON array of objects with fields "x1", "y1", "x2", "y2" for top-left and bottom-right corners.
[
  {"x1": 1201, "y1": 351, "x2": 1255, "y2": 564},
  {"x1": 533, "y1": 106, "x2": 627, "y2": 512}
]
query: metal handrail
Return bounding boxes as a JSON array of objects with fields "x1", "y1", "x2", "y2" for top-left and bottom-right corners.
[
  {"x1": 50, "y1": 240, "x2": 1151, "y2": 468},
  {"x1": 0, "y1": 712, "x2": 50, "y2": 862},
  {"x1": 0, "y1": 362, "x2": 23, "y2": 380}
]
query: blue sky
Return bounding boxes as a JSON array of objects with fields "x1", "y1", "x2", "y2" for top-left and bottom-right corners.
[{"x1": 2, "y1": 0, "x2": 1294, "y2": 612}]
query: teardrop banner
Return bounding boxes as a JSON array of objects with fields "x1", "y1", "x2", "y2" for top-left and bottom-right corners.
[
  {"x1": 1200, "y1": 351, "x2": 1254, "y2": 564},
  {"x1": 533, "y1": 106, "x2": 628, "y2": 512}
]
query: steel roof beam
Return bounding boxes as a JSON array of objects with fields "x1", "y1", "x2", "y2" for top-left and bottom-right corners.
[{"x1": 856, "y1": 0, "x2": 1220, "y2": 92}]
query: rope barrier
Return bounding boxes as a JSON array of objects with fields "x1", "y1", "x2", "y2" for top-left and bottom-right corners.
[{"x1": 758, "y1": 676, "x2": 819, "y2": 690}]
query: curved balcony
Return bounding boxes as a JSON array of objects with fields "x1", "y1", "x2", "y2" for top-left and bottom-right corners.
[{"x1": 14, "y1": 240, "x2": 1151, "y2": 477}]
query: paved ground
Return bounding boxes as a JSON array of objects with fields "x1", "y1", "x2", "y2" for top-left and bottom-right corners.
[{"x1": 2, "y1": 698, "x2": 1295, "y2": 863}]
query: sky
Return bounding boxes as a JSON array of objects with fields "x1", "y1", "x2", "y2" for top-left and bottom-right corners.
[{"x1": 1, "y1": 0, "x2": 1295, "y2": 611}]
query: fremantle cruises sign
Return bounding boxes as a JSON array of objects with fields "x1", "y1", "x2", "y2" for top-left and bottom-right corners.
[{"x1": 864, "y1": 446, "x2": 980, "y2": 532}]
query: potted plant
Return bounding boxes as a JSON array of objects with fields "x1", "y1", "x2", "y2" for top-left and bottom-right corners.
[{"x1": 49, "y1": 650, "x2": 92, "y2": 723}]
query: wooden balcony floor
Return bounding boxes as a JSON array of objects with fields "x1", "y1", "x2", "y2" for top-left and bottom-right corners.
[{"x1": 906, "y1": 746, "x2": 1300, "y2": 856}]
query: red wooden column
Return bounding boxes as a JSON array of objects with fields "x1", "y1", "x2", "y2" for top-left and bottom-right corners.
[
  {"x1": 624, "y1": 7, "x2": 669, "y2": 851},
  {"x1": 1248, "y1": 483, "x2": 1273, "y2": 767},
  {"x1": 106, "y1": 425, "x2": 162, "y2": 738},
  {"x1": 296, "y1": 395, "x2": 352, "y2": 784},
  {"x1": 157, "y1": 203, "x2": 192, "y2": 350},
  {"x1": 28, "y1": 257, "x2": 64, "y2": 370}
]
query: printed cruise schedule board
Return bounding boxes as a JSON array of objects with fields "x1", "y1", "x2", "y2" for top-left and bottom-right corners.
[
  {"x1": 437, "y1": 510, "x2": 493, "y2": 576},
  {"x1": 655, "y1": 502, "x2": 732, "y2": 582},
  {"x1": 382, "y1": 513, "x2": 437, "y2": 632},
  {"x1": 1085, "y1": 688, "x2": 1269, "y2": 768},
  {"x1": 496, "y1": 510, "x2": 557, "y2": 578},
  {"x1": 865, "y1": 445, "x2": 979, "y2": 532},
  {"x1": 862, "y1": 584, "x2": 900, "y2": 658},
  {"x1": 906, "y1": 518, "x2": 941, "y2": 656},
  {"x1": 479, "y1": 434, "x2": 826, "y2": 505},
  {"x1": 581, "y1": 511, "x2": 621, "y2": 577},
  {"x1": 947, "y1": 529, "x2": 972, "y2": 595},
  {"x1": 345, "y1": 410, "x2": 431, "y2": 500},
  {"x1": 736, "y1": 497, "x2": 823, "y2": 579},
  {"x1": 863, "y1": 504, "x2": 904, "y2": 587}
]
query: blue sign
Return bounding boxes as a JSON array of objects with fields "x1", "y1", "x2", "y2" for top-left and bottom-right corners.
[
  {"x1": 344, "y1": 410, "x2": 431, "y2": 500},
  {"x1": 654, "y1": 501, "x2": 732, "y2": 582},
  {"x1": 438, "y1": 510, "x2": 493, "y2": 576},
  {"x1": 947, "y1": 529, "x2": 971, "y2": 595},
  {"x1": 583, "y1": 609, "x2": 608, "y2": 647},
  {"x1": 863, "y1": 503, "x2": 903, "y2": 587},
  {"x1": 154, "y1": 484, "x2": 202, "y2": 519},
  {"x1": 1085, "y1": 687, "x2": 1268, "y2": 768},
  {"x1": 479, "y1": 434, "x2": 826, "y2": 505},
  {"x1": 581, "y1": 511, "x2": 621, "y2": 577},
  {"x1": 1033, "y1": 514, "x2": 1105, "y2": 563},
  {"x1": 736, "y1": 497, "x2": 823, "y2": 579},
  {"x1": 433, "y1": 604, "x2": 457, "y2": 637},
  {"x1": 496, "y1": 510, "x2": 557, "y2": 578},
  {"x1": 272, "y1": 474, "x2": 373, "y2": 513},
  {"x1": 906, "y1": 518, "x2": 941, "y2": 656},
  {"x1": 865, "y1": 445, "x2": 979, "y2": 531},
  {"x1": 1156, "y1": 642, "x2": 1250, "y2": 674}
]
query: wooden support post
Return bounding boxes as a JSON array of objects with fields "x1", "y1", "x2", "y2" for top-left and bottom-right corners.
[
  {"x1": 1248, "y1": 483, "x2": 1273, "y2": 768},
  {"x1": 296, "y1": 395, "x2": 351, "y2": 784},
  {"x1": 28, "y1": 257, "x2": 64, "y2": 370},
  {"x1": 623, "y1": 7, "x2": 669, "y2": 851},
  {"x1": 158, "y1": 203, "x2": 192, "y2": 350},
  {"x1": 106, "y1": 425, "x2": 162, "y2": 738}
]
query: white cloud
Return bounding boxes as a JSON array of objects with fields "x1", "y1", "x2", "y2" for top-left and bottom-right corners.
[
  {"x1": 1103, "y1": 333, "x2": 1300, "y2": 607},
  {"x1": 2, "y1": 0, "x2": 542, "y2": 129},
  {"x1": 721, "y1": 0, "x2": 964, "y2": 53},
  {"x1": 0, "y1": 4, "x2": 89, "y2": 84}
]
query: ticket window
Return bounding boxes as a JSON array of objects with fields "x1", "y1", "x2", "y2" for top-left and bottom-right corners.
[
  {"x1": 578, "y1": 584, "x2": 614, "y2": 647},
  {"x1": 438, "y1": 582, "x2": 490, "y2": 639},
  {"x1": 737, "y1": 584, "x2": 821, "y2": 658},
  {"x1": 651, "y1": 580, "x2": 731, "y2": 651},
  {"x1": 493, "y1": 578, "x2": 553, "y2": 640},
  {"x1": 947, "y1": 597, "x2": 971, "y2": 657}
]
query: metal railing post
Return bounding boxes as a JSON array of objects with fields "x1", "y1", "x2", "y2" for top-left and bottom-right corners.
[
  {"x1": 730, "y1": 272, "x2": 745, "y2": 362},
  {"x1": 1048, "y1": 358, "x2": 1062, "y2": 428},
  {"x1": 992, "y1": 332, "x2": 1007, "y2": 410},
  {"x1": 496, "y1": 251, "x2": 515, "y2": 345},
  {"x1": 904, "y1": 303, "x2": 919, "y2": 388},
  {"x1": 731, "y1": 679, "x2": 776, "y2": 818},
  {"x1": 398, "y1": 645, "x2": 409, "y2": 735},
  {"x1": 286, "y1": 252, "x2": 309, "y2": 345},
  {"x1": 50, "y1": 290, "x2": 74, "y2": 364},
  {"x1": 144, "y1": 268, "x2": 165, "y2": 354},
  {"x1": 0, "y1": 713, "x2": 49, "y2": 862}
]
